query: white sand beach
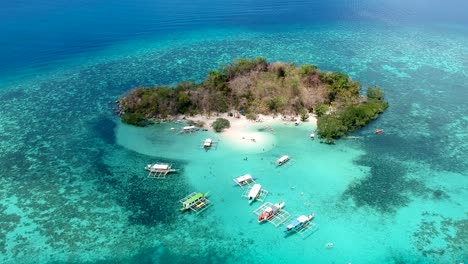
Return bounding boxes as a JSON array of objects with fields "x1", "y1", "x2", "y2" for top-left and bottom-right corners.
[{"x1": 186, "y1": 113, "x2": 317, "y2": 152}]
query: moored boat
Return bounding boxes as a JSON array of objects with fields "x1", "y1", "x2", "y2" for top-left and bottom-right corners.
[
  {"x1": 234, "y1": 174, "x2": 254, "y2": 186},
  {"x1": 374, "y1": 129, "x2": 384, "y2": 134},
  {"x1": 258, "y1": 202, "x2": 285, "y2": 222},
  {"x1": 180, "y1": 192, "x2": 209, "y2": 211},
  {"x1": 276, "y1": 155, "x2": 290, "y2": 166},
  {"x1": 203, "y1": 138, "x2": 213, "y2": 148},
  {"x1": 285, "y1": 213, "x2": 315, "y2": 233},
  {"x1": 248, "y1": 184, "x2": 262, "y2": 200},
  {"x1": 145, "y1": 163, "x2": 175, "y2": 173},
  {"x1": 182, "y1": 125, "x2": 197, "y2": 133}
]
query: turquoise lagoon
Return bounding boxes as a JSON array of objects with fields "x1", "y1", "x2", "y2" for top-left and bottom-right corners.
[{"x1": 0, "y1": 12, "x2": 467, "y2": 264}]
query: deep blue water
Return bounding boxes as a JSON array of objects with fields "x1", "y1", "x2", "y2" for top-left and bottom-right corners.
[
  {"x1": 2, "y1": 0, "x2": 468, "y2": 82},
  {"x1": 0, "y1": 1, "x2": 467, "y2": 263}
]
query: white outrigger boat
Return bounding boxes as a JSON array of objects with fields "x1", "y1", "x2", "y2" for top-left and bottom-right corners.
[
  {"x1": 242, "y1": 183, "x2": 268, "y2": 203},
  {"x1": 285, "y1": 213, "x2": 315, "y2": 233},
  {"x1": 203, "y1": 138, "x2": 213, "y2": 149},
  {"x1": 233, "y1": 174, "x2": 254, "y2": 187},
  {"x1": 180, "y1": 125, "x2": 198, "y2": 134},
  {"x1": 258, "y1": 202, "x2": 285, "y2": 223},
  {"x1": 276, "y1": 155, "x2": 290, "y2": 166},
  {"x1": 145, "y1": 163, "x2": 177, "y2": 178},
  {"x1": 248, "y1": 184, "x2": 262, "y2": 200}
]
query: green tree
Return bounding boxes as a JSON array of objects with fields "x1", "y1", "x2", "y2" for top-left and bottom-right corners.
[
  {"x1": 267, "y1": 96, "x2": 285, "y2": 113},
  {"x1": 367, "y1": 86, "x2": 384, "y2": 101},
  {"x1": 177, "y1": 93, "x2": 192, "y2": 113},
  {"x1": 211, "y1": 118, "x2": 231, "y2": 132},
  {"x1": 223, "y1": 57, "x2": 268, "y2": 78},
  {"x1": 121, "y1": 112, "x2": 147, "y2": 127},
  {"x1": 300, "y1": 108, "x2": 309, "y2": 121},
  {"x1": 314, "y1": 104, "x2": 329, "y2": 117},
  {"x1": 317, "y1": 115, "x2": 347, "y2": 143},
  {"x1": 204, "y1": 70, "x2": 229, "y2": 93},
  {"x1": 299, "y1": 64, "x2": 317, "y2": 76}
]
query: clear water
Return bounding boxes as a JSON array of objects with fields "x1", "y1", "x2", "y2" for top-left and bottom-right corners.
[{"x1": 0, "y1": 1, "x2": 467, "y2": 263}]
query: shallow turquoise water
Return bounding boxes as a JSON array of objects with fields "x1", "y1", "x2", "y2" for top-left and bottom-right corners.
[{"x1": 0, "y1": 22, "x2": 467, "y2": 263}]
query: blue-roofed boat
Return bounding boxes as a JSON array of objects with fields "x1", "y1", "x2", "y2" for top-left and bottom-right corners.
[{"x1": 284, "y1": 213, "x2": 314, "y2": 233}]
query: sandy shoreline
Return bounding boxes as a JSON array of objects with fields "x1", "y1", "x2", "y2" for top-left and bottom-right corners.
[{"x1": 185, "y1": 113, "x2": 317, "y2": 151}]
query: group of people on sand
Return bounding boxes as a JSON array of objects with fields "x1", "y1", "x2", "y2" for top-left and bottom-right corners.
[{"x1": 241, "y1": 137, "x2": 256, "y2": 142}]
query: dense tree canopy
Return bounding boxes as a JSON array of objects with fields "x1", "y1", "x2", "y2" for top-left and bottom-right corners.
[{"x1": 211, "y1": 118, "x2": 231, "y2": 132}]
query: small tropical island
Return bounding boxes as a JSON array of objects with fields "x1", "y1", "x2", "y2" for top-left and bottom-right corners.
[{"x1": 116, "y1": 57, "x2": 388, "y2": 143}]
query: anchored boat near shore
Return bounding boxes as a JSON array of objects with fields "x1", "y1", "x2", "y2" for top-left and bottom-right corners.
[
  {"x1": 180, "y1": 192, "x2": 211, "y2": 214},
  {"x1": 253, "y1": 202, "x2": 291, "y2": 227},
  {"x1": 284, "y1": 213, "x2": 318, "y2": 238},
  {"x1": 248, "y1": 184, "x2": 262, "y2": 200},
  {"x1": 145, "y1": 163, "x2": 177, "y2": 179},
  {"x1": 242, "y1": 183, "x2": 268, "y2": 204},
  {"x1": 233, "y1": 174, "x2": 255, "y2": 187},
  {"x1": 203, "y1": 138, "x2": 213, "y2": 149},
  {"x1": 285, "y1": 213, "x2": 314, "y2": 232},
  {"x1": 276, "y1": 155, "x2": 290, "y2": 166},
  {"x1": 258, "y1": 202, "x2": 285, "y2": 223}
]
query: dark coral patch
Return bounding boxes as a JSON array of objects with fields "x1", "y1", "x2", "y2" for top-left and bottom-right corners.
[{"x1": 343, "y1": 157, "x2": 428, "y2": 213}]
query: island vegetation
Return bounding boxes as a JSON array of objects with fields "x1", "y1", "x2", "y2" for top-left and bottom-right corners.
[
  {"x1": 211, "y1": 118, "x2": 231, "y2": 132},
  {"x1": 117, "y1": 57, "x2": 388, "y2": 142}
]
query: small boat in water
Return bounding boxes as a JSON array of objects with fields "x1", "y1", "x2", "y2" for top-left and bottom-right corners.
[
  {"x1": 234, "y1": 174, "x2": 254, "y2": 186},
  {"x1": 182, "y1": 125, "x2": 198, "y2": 133},
  {"x1": 145, "y1": 163, "x2": 176, "y2": 173},
  {"x1": 248, "y1": 184, "x2": 262, "y2": 200},
  {"x1": 276, "y1": 155, "x2": 290, "y2": 166},
  {"x1": 180, "y1": 192, "x2": 209, "y2": 211},
  {"x1": 203, "y1": 138, "x2": 213, "y2": 149},
  {"x1": 285, "y1": 213, "x2": 315, "y2": 233},
  {"x1": 374, "y1": 129, "x2": 384, "y2": 134},
  {"x1": 258, "y1": 202, "x2": 285, "y2": 223}
]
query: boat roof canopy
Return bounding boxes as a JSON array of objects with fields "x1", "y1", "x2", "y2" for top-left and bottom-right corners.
[
  {"x1": 297, "y1": 215, "x2": 309, "y2": 222},
  {"x1": 183, "y1": 193, "x2": 204, "y2": 205},
  {"x1": 183, "y1": 126, "x2": 196, "y2": 130},
  {"x1": 151, "y1": 164, "x2": 170, "y2": 170},
  {"x1": 287, "y1": 218, "x2": 301, "y2": 229},
  {"x1": 236, "y1": 174, "x2": 252, "y2": 181},
  {"x1": 278, "y1": 155, "x2": 289, "y2": 162},
  {"x1": 248, "y1": 184, "x2": 262, "y2": 197}
]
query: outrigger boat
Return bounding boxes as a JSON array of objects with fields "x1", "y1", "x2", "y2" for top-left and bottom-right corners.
[
  {"x1": 180, "y1": 192, "x2": 211, "y2": 213},
  {"x1": 276, "y1": 155, "x2": 290, "y2": 166},
  {"x1": 145, "y1": 163, "x2": 176, "y2": 173},
  {"x1": 248, "y1": 184, "x2": 262, "y2": 200},
  {"x1": 203, "y1": 138, "x2": 213, "y2": 149},
  {"x1": 258, "y1": 202, "x2": 285, "y2": 223},
  {"x1": 234, "y1": 174, "x2": 254, "y2": 186},
  {"x1": 285, "y1": 213, "x2": 315, "y2": 233},
  {"x1": 181, "y1": 125, "x2": 198, "y2": 134}
]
